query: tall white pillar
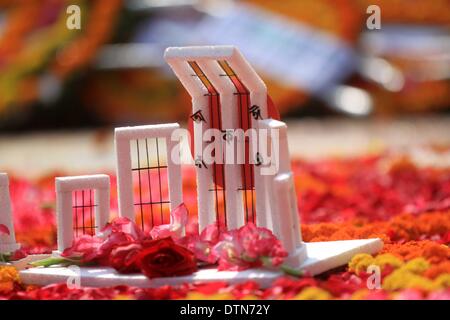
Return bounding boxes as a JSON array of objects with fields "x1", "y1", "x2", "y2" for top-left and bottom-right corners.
[{"x1": 0, "y1": 173, "x2": 20, "y2": 254}]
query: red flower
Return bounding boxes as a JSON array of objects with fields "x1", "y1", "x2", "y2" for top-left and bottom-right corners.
[
  {"x1": 149, "y1": 203, "x2": 188, "y2": 240},
  {"x1": 9, "y1": 248, "x2": 27, "y2": 261},
  {"x1": 238, "y1": 223, "x2": 287, "y2": 262},
  {"x1": 101, "y1": 217, "x2": 145, "y2": 241},
  {"x1": 264, "y1": 277, "x2": 317, "y2": 299},
  {"x1": 136, "y1": 238, "x2": 197, "y2": 278},
  {"x1": 61, "y1": 217, "x2": 146, "y2": 264},
  {"x1": 109, "y1": 242, "x2": 142, "y2": 273},
  {"x1": 177, "y1": 223, "x2": 221, "y2": 264},
  {"x1": 213, "y1": 223, "x2": 287, "y2": 271},
  {"x1": 0, "y1": 224, "x2": 10, "y2": 236},
  {"x1": 96, "y1": 232, "x2": 137, "y2": 265},
  {"x1": 61, "y1": 235, "x2": 103, "y2": 263}
]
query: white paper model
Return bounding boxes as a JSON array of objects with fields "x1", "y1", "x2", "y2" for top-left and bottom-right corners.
[
  {"x1": 0, "y1": 173, "x2": 20, "y2": 254},
  {"x1": 55, "y1": 174, "x2": 110, "y2": 252},
  {"x1": 115, "y1": 123, "x2": 183, "y2": 228},
  {"x1": 164, "y1": 45, "x2": 382, "y2": 269},
  {"x1": 165, "y1": 46, "x2": 270, "y2": 232},
  {"x1": 19, "y1": 46, "x2": 383, "y2": 287}
]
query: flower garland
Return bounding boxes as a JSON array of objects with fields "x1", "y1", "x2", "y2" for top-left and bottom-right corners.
[{"x1": 30, "y1": 204, "x2": 292, "y2": 279}]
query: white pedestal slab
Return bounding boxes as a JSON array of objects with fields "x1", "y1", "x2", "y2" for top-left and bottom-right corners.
[{"x1": 19, "y1": 238, "x2": 382, "y2": 288}]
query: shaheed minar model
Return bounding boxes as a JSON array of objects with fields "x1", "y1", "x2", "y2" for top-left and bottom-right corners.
[{"x1": 0, "y1": 46, "x2": 382, "y2": 287}]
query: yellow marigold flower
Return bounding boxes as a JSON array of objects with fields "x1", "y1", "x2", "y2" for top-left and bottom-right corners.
[
  {"x1": 184, "y1": 292, "x2": 234, "y2": 300},
  {"x1": 293, "y1": 287, "x2": 332, "y2": 300},
  {"x1": 383, "y1": 269, "x2": 437, "y2": 291},
  {"x1": 350, "y1": 289, "x2": 370, "y2": 300},
  {"x1": 406, "y1": 277, "x2": 437, "y2": 291},
  {"x1": 383, "y1": 270, "x2": 410, "y2": 291},
  {"x1": 433, "y1": 274, "x2": 450, "y2": 289},
  {"x1": 374, "y1": 254, "x2": 404, "y2": 270},
  {"x1": 113, "y1": 294, "x2": 134, "y2": 300},
  {"x1": 348, "y1": 253, "x2": 375, "y2": 274},
  {"x1": 402, "y1": 258, "x2": 430, "y2": 274},
  {"x1": 240, "y1": 295, "x2": 260, "y2": 300}
]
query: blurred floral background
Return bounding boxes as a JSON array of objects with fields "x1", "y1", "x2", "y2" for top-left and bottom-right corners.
[{"x1": 0, "y1": 0, "x2": 448, "y2": 132}]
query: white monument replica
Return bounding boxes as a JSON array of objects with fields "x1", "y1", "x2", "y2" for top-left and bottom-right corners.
[
  {"x1": 54, "y1": 174, "x2": 110, "y2": 253},
  {"x1": 162, "y1": 46, "x2": 382, "y2": 272},
  {"x1": 11, "y1": 46, "x2": 382, "y2": 288},
  {"x1": 0, "y1": 173, "x2": 20, "y2": 254}
]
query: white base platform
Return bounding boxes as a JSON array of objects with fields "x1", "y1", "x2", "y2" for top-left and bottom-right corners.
[{"x1": 19, "y1": 239, "x2": 382, "y2": 288}]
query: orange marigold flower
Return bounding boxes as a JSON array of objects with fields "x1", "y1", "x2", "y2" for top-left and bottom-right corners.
[
  {"x1": 424, "y1": 261, "x2": 450, "y2": 279},
  {"x1": 0, "y1": 266, "x2": 20, "y2": 294},
  {"x1": 423, "y1": 243, "x2": 450, "y2": 264},
  {"x1": 302, "y1": 211, "x2": 449, "y2": 245},
  {"x1": 381, "y1": 240, "x2": 450, "y2": 262}
]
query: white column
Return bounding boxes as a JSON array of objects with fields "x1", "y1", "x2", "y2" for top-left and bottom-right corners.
[
  {"x1": 258, "y1": 119, "x2": 303, "y2": 247},
  {"x1": 227, "y1": 47, "x2": 269, "y2": 228},
  {"x1": 0, "y1": 173, "x2": 20, "y2": 253},
  {"x1": 166, "y1": 130, "x2": 183, "y2": 212},
  {"x1": 198, "y1": 59, "x2": 245, "y2": 230},
  {"x1": 164, "y1": 53, "x2": 215, "y2": 233},
  {"x1": 273, "y1": 173, "x2": 301, "y2": 252},
  {"x1": 56, "y1": 190, "x2": 73, "y2": 252},
  {"x1": 95, "y1": 183, "x2": 110, "y2": 236},
  {"x1": 276, "y1": 127, "x2": 302, "y2": 246},
  {"x1": 115, "y1": 131, "x2": 135, "y2": 221}
]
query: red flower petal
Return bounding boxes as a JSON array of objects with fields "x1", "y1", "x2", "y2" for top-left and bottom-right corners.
[{"x1": 0, "y1": 223, "x2": 10, "y2": 236}]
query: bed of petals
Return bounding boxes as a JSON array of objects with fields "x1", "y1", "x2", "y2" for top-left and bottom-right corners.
[{"x1": 1, "y1": 153, "x2": 449, "y2": 300}]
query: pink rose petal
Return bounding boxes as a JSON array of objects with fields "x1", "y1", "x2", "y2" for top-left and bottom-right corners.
[{"x1": 150, "y1": 203, "x2": 188, "y2": 240}]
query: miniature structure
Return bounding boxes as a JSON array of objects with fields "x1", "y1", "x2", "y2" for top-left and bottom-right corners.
[
  {"x1": 55, "y1": 174, "x2": 110, "y2": 252},
  {"x1": 163, "y1": 46, "x2": 381, "y2": 269},
  {"x1": 115, "y1": 123, "x2": 183, "y2": 231},
  {"x1": 0, "y1": 173, "x2": 20, "y2": 254},
  {"x1": 17, "y1": 46, "x2": 382, "y2": 287},
  {"x1": 18, "y1": 238, "x2": 385, "y2": 287},
  {"x1": 165, "y1": 46, "x2": 272, "y2": 232}
]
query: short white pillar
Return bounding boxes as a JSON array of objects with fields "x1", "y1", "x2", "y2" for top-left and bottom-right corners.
[
  {"x1": 0, "y1": 173, "x2": 20, "y2": 254},
  {"x1": 55, "y1": 174, "x2": 110, "y2": 252},
  {"x1": 258, "y1": 119, "x2": 306, "y2": 267}
]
